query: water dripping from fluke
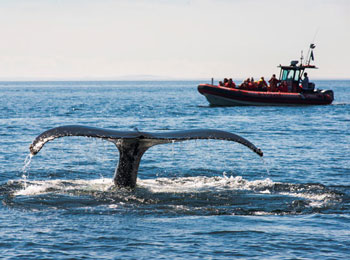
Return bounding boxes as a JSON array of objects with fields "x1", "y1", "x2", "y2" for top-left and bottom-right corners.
[
  {"x1": 21, "y1": 153, "x2": 33, "y2": 188},
  {"x1": 260, "y1": 157, "x2": 270, "y2": 176}
]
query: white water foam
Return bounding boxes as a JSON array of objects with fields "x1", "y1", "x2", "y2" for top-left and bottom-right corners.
[
  {"x1": 139, "y1": 175, "x2": 275, "y2": 193},
  {"x1": 13, "y1": 175, "x2": 338, "y2": 209},
  {"x1": 138, "y1": 175, "x2": 338, "y2": 208},
  {"x1": 15, "y1": 178, "x2": 113, "y2": 196},
  {"x1": 279, "y1": 191, "x2": 338, "y2": 208}
]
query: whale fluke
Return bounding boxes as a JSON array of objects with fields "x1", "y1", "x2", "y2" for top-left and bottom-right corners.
[{"x1": 29, "y1": 125, "x2": 263, "y2": 188}]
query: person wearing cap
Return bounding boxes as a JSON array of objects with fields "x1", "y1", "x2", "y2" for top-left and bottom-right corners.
[{"x1": 257, "y1": 77, "x2": 268, "y2": 91}]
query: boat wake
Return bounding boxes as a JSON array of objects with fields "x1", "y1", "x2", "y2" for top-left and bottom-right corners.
[{"x1": 1, "y1": 175, "x2": 346, "y2": 216}]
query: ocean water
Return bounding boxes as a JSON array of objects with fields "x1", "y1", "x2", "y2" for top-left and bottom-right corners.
[{"x1": 0, "y1": 80, "x2": 349, "y2": 259}]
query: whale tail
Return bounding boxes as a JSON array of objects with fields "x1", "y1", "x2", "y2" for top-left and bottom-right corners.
[{"x1": 30, "y1": 125, "x2": 263, "y2": 188}]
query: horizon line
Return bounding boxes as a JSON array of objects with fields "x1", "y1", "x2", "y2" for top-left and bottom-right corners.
[{"x1": 0, "y1": 76, "x2": 350, "y2": 82}]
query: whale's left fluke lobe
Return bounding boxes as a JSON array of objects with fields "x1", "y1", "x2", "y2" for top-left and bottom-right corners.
[
  {"x1": 29, "y1": 125, "x2": 263, "y2": 188},
  {"x1": 150, "y1": 129, "x2": 263, "y2": 157}
]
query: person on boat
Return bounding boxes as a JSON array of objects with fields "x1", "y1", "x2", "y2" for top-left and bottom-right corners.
[
  {"x1": 225, "y1": 78, "x2": 236, "y2": 88},
  {"x1": 248, "y1": 77, "x2": 257, "y2": 91},
  {"x1": 223, "y1": 78, "x2": 228, "y2": 86},
  {"x1": 231, "y1": 78, "x2": 236, "y2": 88},
  {"x1": 218, "y1": 81, "x2": 224, "y2": 86},
  {"x1": 245, "y1": 78, "x2": 250, "y2": 89},
  {"x1": 268, "y1": 74, "x2": 279, "y2": 92},
  {"x1": 301, "y1": 73, "x2": 314, "y2": 92},
  {"x1": 239, "y1": 78, "x2": 249, "y2": 89},
  {"x1": 278, "y1": 81, "x2": 288, "y2": 92},
  {"x1": 257, "y1": 77, "x2": 268, "y2": 91}
]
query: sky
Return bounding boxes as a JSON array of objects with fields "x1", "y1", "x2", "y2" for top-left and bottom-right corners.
[{"x1": 0, "y1": 0, "x2": 349, "y2": 80}]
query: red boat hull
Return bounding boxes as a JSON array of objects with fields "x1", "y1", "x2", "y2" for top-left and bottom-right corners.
[{"x1": 198, "y1": 84, "x2": 334, "y2": 106}]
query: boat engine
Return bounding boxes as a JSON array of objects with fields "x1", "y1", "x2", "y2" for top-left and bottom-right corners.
[{"x1": 320, "y1": 89, "x2": 334, "y2": 100}]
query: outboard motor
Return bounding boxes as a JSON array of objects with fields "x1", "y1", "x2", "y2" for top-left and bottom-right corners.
[{"x1": 320, "y1": 89, "x2": 334, "y2": 100}]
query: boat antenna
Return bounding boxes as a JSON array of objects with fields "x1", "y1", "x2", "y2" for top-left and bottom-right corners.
[
  {"x1": 306, "y1": 28, "x2": 319, "y2": 65},
  {"x1": 312, "y1": 27, "x2": 319, "y2": 43},
  {"x1": 300, "y1": 50, "x2": 304, "y2": 65}
]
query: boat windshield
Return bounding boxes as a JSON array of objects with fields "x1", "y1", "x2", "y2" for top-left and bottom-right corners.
[
  {"x1": 281, "y1": 70, "x2": 294, "y2": 81},
  {"x1": 281, "y1": 69, "x2": 302, "y2": 82}
]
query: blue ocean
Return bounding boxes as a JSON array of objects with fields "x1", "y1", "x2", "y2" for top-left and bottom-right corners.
[{"x1": 0, "y1": 80, "x2": 349, "y2": 259}]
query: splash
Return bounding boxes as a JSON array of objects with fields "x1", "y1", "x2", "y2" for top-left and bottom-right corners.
[
  {"x1": 6, "y1": 175, "x2": 342, "y2": 215},
  {"x1": 14, "y1": 178, "x2": 113, "y2": 196},
  {"x1": 140, "y1": 175, "x2": 275, "y2": 193},
  {"x1": 22, "y1": 153, "x2": 33, "y2": 174},
  {"x1": 21, "y1": 153, "x2": 33, "y2": 188},
  {"x1": 139, "y1": 175, "x2": 340, "y2": 209}
]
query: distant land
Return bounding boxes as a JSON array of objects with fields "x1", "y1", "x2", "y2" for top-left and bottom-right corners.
[{"x1": 0, "y1": 75, "x2": 207, "y2": 82}]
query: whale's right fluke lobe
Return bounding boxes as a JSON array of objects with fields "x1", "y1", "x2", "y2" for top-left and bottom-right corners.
[{"x1": 29, "y1": 125, "x2": 263, "y2": 188}]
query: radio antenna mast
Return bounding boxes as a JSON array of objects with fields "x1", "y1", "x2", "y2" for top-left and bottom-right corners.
[
  {"x1": 300, "y1": 50, "x2": 304, "y2": 65},
  {"x1": 306, "y1": 28, "x2": 319, "y2": 65}
]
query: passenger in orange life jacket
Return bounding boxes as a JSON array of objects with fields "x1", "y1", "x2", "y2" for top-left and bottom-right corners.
[
  {"x1": 248, "y1": 77, "x2": 257, "y2": 90},
  {"x1": 245, "y1": 78, "x2": 251, "y2": 89},
  {"x1": 257, "y1": 77, "x2": 268, "y2": 91},
  {"x1": 223, "y1": 78, "x2": 228, "y2": 86},
  {"x1": 278, "y1": 81, "x2": 288, "y2": 92},
  {"x1": 239, "y1": 78, "x2": 250, "y2": 89},
  {"x1": 268, "y1": 74, "x2": 279, "y2": 92},
  {"x1": 218, "y1": 81, "x2": 224, "y2": 86},
  {"x1": 225, "y1": 78, "x2": 236, "y2": 88}
]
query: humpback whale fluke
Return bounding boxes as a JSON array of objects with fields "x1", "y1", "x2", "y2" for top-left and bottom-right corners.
[{"x1": 29, "y1": 125, "x2": 263, "y2": 188}]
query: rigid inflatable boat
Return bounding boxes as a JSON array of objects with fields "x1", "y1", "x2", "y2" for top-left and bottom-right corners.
[
  {"x1": 198, "y1": 44, "x2": 334, "y2": 106},
  {"x1": 198, "y1": 83, "x2": 334, "y2": 106}
]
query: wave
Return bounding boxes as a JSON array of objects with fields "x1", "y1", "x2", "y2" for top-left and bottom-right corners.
[{"x1": 1, "y1": 175, "x2": 345, "y2": 216}]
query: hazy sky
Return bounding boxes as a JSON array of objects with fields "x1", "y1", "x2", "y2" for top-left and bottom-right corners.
[{"x1": 0, "y1": 0, "x2": 349, "y2": 80}]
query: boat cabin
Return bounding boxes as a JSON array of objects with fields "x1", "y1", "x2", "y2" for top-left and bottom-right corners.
[{"x1": 278, "y1": 61, "x2": 317, "y2": 92}]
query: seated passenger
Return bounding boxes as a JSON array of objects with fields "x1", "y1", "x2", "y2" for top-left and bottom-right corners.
[
  {"x1": 218, "y1": 81, "x2": 224, "y2": 86},
  {"x1": 257, "y1": 77, "x2": 268, "y2": 91},
  {"x1": 225, "y1": 78, "x2": 236, "y2": 88},
  {"x1": 268, "y1": 74, "x2": 279, "y2": 92},
  {"x1": 230, "y1": 78, "x2": 236, "y2": 88},
  {"x1": 223, "y1": 78, "x2": 229, "y2": 86},
  {"x1": 248, "y1": 77, "x2": 257, "y2": 91},
  {"x1": 239, "y1": 78, "x2": 250, "y2": 89},
  {"x1": 301, "y1": 73, "x2": 314, "y2": 92},
  {"x1": 278, "y1": 81, "x2": 288, "y2": 92}
]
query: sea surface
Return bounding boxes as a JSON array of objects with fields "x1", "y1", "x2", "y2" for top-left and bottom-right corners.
[{"x1": 0, "y1": 80, "x2": 349, "y2": 259}]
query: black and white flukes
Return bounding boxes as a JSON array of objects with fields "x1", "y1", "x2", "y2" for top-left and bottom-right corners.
[{"x1": 30, "y1": 125, "x2": 263, "y2": 188}]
